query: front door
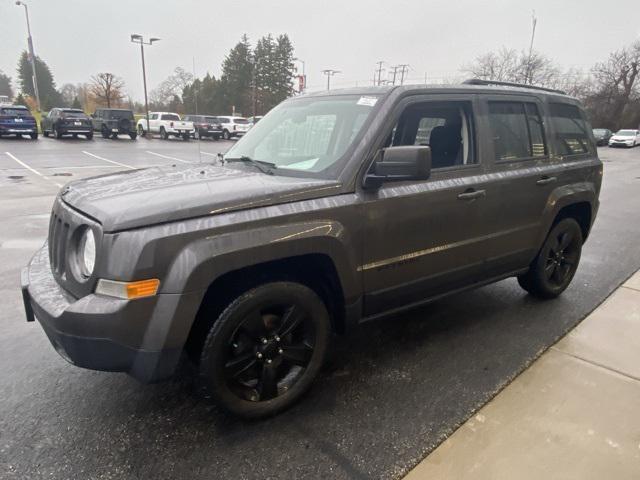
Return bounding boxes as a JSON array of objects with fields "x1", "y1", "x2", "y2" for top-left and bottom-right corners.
[{"x1": 361, "y1": 95, "x2": 492, "y2": 317}]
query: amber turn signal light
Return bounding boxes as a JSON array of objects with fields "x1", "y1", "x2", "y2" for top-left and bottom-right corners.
[{"x1": 95, "y1": 278, "x2": 160, "y2": 299}]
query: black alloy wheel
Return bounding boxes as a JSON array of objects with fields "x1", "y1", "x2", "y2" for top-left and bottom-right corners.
[
  {"x1": 200, "y1": 282, "x2": 330, "y2": 418},
  {"x1": 518, "y1": 218, "x2": 583, "y2": 298}
]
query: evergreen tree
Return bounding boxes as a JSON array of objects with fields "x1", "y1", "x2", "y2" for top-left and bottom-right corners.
[
  {"x1": 220, "y1": 35, "x2": 253, "y2": 115},
  {"x1": 16, "y1": 51, "x2": 63, "y2": 110},
  {"x1": 272, "y1": 35, "x2": 295, "y2": 106},
  {"x1": 14, "y1": 93, "x2": 28, "y2": 107},
  {"x1": 0, "y1": 71, "x2": 13, "y2": 99},
  {"x1": 71, "y1": 96, "x2": 82, "y2": 109}
]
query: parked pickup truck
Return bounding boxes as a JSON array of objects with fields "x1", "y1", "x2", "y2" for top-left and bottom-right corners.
[
  {"x1": 22, "y1": 80, "x2": 602, "y2": 419},
  {"x1": 136, "y1": 112, "x2": 194, "y2": 140}
]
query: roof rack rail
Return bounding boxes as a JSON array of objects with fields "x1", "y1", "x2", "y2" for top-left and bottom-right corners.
[{"x1": 462, "y1": 78, "x2": 566, "y2": 95}]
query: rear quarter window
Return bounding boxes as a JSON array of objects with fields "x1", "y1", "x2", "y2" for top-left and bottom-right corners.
[{"x1": 549, "y1": 103, "x2": 594, "y2": 156}]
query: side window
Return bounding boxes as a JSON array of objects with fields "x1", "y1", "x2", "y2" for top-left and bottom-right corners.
[
  {"x1": 149, "y1": 113, "x2": 158, "y2": 120},
  {"x1": 388, "y1": 101, "x2": 475, "y2": 169},
  {"x1": 549, "y1": 103, "x2": 593, "y2": 156},
  {"x1": 488, "y1": 101, "x2": 547, "y2": 161}
]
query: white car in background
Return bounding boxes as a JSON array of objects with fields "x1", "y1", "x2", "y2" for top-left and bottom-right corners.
[
  {"x1": 136, "y1": 112, "x2": 194, "y2": 140},
  {"x1": 217, "y1": 116, "x2": 250, "y2": 140},
  {"x1": 609, "y1": 129, "x2": 640, "y2": 148}
]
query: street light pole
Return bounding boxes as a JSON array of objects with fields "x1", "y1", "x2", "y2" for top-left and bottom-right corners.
[
  {"x1": 321, "y1": 69, "x2": 341, "y2": 91},
  {"x1": 130, "y1": 34, "x2": 159, "y2": 137},
  {"x1": 15, "y1": 1, "x2": 41, "y2": 111}
]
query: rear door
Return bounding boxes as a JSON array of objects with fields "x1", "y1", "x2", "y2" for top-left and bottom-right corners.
[{"x1": 478, "y1": 95, "x2": 559, "y2": 277}]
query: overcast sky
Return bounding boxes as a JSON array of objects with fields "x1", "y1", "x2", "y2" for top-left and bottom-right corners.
[{"x1": 1, "y1": 0, "x2": 638, "y2": 101}]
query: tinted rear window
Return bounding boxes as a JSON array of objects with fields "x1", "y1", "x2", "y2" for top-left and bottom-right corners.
[
  {"x1": 161, "y1": 114, "x2": 180, "y2": 121},
  {"x1": 105, "y1": 110, "x2": 134, "y2": 119},
  {"x1": 0, "y1": 107, "x2": 30, "y2": 117},
  {"x1": 549, "y1": 103, "x2": 594, "y2": 155},
  {"x1": 488, "y1": 101, "x2": 547, "y2": 161},
  {"x1": 233, "y1": 118, "x2": 248, "y2": 124}
]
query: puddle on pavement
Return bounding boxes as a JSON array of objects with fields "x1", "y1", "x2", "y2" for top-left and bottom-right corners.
[
  {"x1": 8, "y1": 175, "x2": 25, "y2": 181},
  {"x1": 52, "y1": 172, "x2": 73, "y2": 177}
]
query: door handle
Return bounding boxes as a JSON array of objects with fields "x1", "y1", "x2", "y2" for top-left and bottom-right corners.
[
  {"x1": 536, "y1": 176, "x2": 557, "y2": 186},
  {"x1": 457, "y1": 189, "x2": 486, "y2": 200}
]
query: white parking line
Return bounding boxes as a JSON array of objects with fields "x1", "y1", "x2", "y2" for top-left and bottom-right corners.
[
  {"x1": 82, "y1": 151, "x2": 136, "y2": 170},
  {"x1": 200, "y1": 151, "x2": 221, "y2": 158},
  {"x1": 146, "y1": 150, "x2": 191, "y2": 164},
  {"x1": 4, "y1": 151, "x2": 63, "y2": 187}
]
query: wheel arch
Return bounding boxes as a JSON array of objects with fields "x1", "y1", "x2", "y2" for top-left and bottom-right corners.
[{"x1": 540, "y1": 182, "x2": 598, "y2": 245}]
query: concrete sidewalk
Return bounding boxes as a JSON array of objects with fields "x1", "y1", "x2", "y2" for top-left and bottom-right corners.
[{"x1": 406, "y1": 271, "x2": 640, "y2": 480}]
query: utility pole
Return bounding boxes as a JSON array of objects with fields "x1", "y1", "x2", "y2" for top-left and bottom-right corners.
[
  {"x1": 15, "y1": 1, "x2": 41, "y2": 111},
  {"x1": 526, "y1": 10, "x2": 537, "y2": 84},
  {"x1": 375, "y1": 61, "x2": 385, "y2": 86},
  {"x1": 321, "y1": 69, "x2": 340, "y2": 90},
  {"x1": 390, "y1": 65, "x2": 400, "y2": 85},
  {"x1": 249, "y1": 55, "x2": 257, "y2": 115},
  {"x1": 397, "y1": 64, "x2": 410, "y2": 85},
  {"x1": 130, "y1": 34, "x2": 160, "y2": 137}
]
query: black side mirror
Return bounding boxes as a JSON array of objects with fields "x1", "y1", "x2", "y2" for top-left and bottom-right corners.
[{"x1": 363, "y1": 145, "x2": 432, "y2": 189}]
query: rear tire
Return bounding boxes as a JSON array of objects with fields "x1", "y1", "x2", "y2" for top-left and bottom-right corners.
[
  {"x1": 30, "y1": 132, "x2": 38, "y2": 140},
  {"x1": 160, "y1": 127, "x2": 168, "y2": 140},
  {"x1": 43, "y1": 130, "x2": 49, "y2": 137},
  {"x1": 138, "y1": 125, "x2": 145, "y2": 137},
  {"x1": 86, "y1": 132, "x2": 93, "y2": 140},
  {"x1": 223, "y1": 129, "x2": 231, "y2": 140},
  {"x1": 129, "y1": 132, "x2": 137, "y2": 140},
  {"x1": 199, "y1": 281, "x2": 330, "y2": 419},
  {"x1": 517, "y1": 218, "x2": 583, "y2": 299},
  {"x1": 101, "y1": 126, "x2": 110, "y2": 139},
  {"x1": 54, "y1": 126, "x2": 63, "y2": 139},
  {"x1": 182, "y1": 133, "x2": 190, "y2": 141}
]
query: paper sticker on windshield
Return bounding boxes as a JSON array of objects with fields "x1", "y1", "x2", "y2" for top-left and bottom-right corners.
[{"x1": 357, "y1": 96, "x2": 378, "y2": 107}]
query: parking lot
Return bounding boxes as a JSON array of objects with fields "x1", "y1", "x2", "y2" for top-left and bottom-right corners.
[{"x1": 2, "y1": 138, "x2": 640, "y2": 479}]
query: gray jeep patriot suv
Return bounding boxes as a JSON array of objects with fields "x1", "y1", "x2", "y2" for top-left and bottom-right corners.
[{"x1": 21, "y1": 79, "x2": 602, "y2": 418}]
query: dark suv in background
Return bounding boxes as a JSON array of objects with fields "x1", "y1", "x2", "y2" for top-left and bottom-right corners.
[
  {"x1": 92, "y1": 108, "x2": 137, "y2": 140},
  {"x1": 0, "y1": 104, "x2": 38, "y2": 139},
  {"x1": 22, "y1": 80, "x2": 602, "y2": 419},
  {"x1": 42, "y1": 108, "x2": 93, "y2": 139},
  {"x1": 183, "y1": 114, "x2": 223, "y2": 140}
]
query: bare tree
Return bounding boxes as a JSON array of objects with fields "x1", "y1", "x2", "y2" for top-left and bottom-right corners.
[
  {"x1": 463, "y1": 47, "x2": 559, "y2": 87},
  {"x1": 90, "y1": 73, "x2": 125, "y2": 108},
  {"x1": 149, "y1": 67, "x2": 193, "y2": 109},
  {"x1": 589, "y1": 41, "x2": 640, "y2": 127}
]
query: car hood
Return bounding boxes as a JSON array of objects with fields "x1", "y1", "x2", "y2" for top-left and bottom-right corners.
[
  {"x1": 611, "y1": 135, "x2": 634, "y2": 140},
  {"x1": 60, "y1": 163, "x2": 342, "y2": 232}
]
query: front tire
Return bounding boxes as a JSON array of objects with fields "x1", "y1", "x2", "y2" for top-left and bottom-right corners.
[
  {"x1": 129, "y1": 132, "x2": 137, "y2": 140},
  {"x1": 43, "y1": 130, "x2": 49, "y2": 137},
  {"x1": 101, "y1": 126, "x2": 110, "y2": 139},
  {"x1": 199, "y1": 282, "x2": 331, "y2": 419},
  {"x1": 54, "y1": 126, "x2": 63, "y2": 139},
  {"x1": 518, "y1": 218, "x2": 583, "y2": 299},
  {"x1": 30, "y1": 132, "x2": 38, "y2": 140},
  {"x1": 86, "y1": 132, "x2": 93, "y2": 140},
  {"x1": 137, "y1": 125, "x2": 145, "y2": 137},
  {"x1": 182, "y1": 133, "x2": 190, "y2": 141}
]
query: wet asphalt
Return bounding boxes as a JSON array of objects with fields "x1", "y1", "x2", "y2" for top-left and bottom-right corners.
[{"x1": 1, "y1": 137, "x2": 639, "y2": 479}]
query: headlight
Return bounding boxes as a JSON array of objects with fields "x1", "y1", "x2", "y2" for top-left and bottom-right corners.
[{"x1": 79, "y1": 228, "x2": 96, "y2": 277}]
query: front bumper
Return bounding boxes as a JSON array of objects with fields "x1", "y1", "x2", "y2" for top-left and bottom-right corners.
[{"x1": 21, "y1": 245, "x2": 200, "y2": 382}]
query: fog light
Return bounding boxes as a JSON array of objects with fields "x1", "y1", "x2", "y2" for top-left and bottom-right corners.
[{"x1": 96, "y1": 279, "x2": 160, "y2": 299}]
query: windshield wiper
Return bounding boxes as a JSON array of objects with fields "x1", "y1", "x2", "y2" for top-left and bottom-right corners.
[{"x1": 224, "y1": 155, "x2": 276, "y2": 175}]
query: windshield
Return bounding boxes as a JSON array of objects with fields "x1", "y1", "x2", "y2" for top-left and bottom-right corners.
[
  {"x1": 225, "y1": 94, "x2": 380, "y2": 177},
  {"x1": 616, "y1": 130, "x2": 637, "y2": 136},
  {"x1": 0, "y1": 107, "x2": 30, "y2": 117}
]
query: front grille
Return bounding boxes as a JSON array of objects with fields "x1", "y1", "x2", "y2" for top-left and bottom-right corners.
[{"x1": 48, "y1": 211, "x2": 70, "y2": 277}]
